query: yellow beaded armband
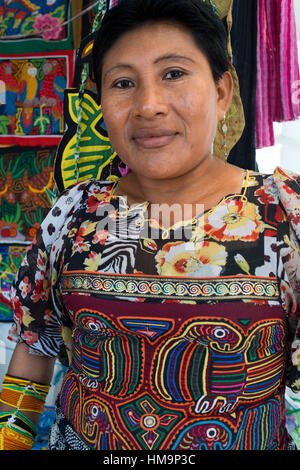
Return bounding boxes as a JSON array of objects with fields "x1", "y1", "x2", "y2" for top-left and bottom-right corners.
[
  {"x1": 0, "y1": 410, "x2": 36, "y2": 450},
  {"x1": 0, "y1": 375, "x2": 50, "y2": 414}
]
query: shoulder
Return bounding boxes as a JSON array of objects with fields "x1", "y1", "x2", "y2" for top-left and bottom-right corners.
[
  {"x1": 269, "y1": 166, "x2": 300, "y2": 237},
  {"x1": 271, "y1": 166, "x2": 300, "y2": 191},
  {"x1": 241, "y1": 167, "x2": 299, "y2": 234},
  {"x1": 53, "y1": 178, "x2": 118, "y2": 208},
  {"x1": 246, "y1": 166, "x2": 300, "y2": 198},
  {"x1": 40, "y1": 179, "x2": 119, "y2": 247},
  {"x1": 246, "y1": 166, "x2": 299, "y2": 182},
  {"x1": 270, "y1": 166, "x2": 300, "y2": 205}
]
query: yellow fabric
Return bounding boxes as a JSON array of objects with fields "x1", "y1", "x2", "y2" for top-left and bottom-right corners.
[{"x1": 207, "y1": 0, "x2": 233, "y2": 19}]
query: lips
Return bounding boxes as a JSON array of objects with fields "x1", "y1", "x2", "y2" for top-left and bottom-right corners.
[{"x1": 132, "y1": 128, "x2": 178, "y2": 149}]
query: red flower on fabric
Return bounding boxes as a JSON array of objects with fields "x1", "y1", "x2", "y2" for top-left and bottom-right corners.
[
  {"x1": 22, "y1": 330, "x2": 39, "y2": 346},
  {"x1": 288, "y1": 213, "x2": 300, "y2": 228},
  {"x1": 72, "y1": 239, "x2": 91, "y2": 254},
  {"x1": 254, "y1": 186, "x2": 277, "y2": 205},
  {"x1": 87, "y1": 195, "x2": 101, "y2": 214},
  {"x1": 92, "y1": 230, "x2": 109, "y2": 245},
  {"x1": 43, "y1": 308, "x2": 53, "y2": 325},
  {"x1": 31, "y1": 279, "x2": 50, "y2": 303},
  {"x1": 10, "y1": 294, "x2": 25, "y2": 326},
  {"x1": 19, "y1": 276, "x2": 31, "y2": 299},
  {"x1": 87, "y1": 188, "x2": 113, "y2": 214}
]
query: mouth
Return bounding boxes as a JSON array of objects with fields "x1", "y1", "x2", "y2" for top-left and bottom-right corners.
[{"x1": 132, "y1": 129, "x2": 179, "y2": 149}]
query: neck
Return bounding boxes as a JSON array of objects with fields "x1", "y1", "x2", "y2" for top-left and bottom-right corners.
[{"x1": 125, "y1": 154, "x2": 227, "y2": 206}]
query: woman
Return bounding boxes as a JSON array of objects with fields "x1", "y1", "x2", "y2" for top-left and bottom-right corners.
[{"x1": 0, "y1": 0, "x2": 299, "y2": 451}]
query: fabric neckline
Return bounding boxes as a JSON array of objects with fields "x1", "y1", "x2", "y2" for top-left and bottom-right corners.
[
  {"x1": 104, "y1": 169, "x2": 251, "y2": 234},
  {"x1": 112, "y1": 168, "x2": 249, "y2": 206}
]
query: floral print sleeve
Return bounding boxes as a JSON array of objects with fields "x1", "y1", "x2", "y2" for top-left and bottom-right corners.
[
  {"x1": 273, "y1": 167, "x2": 300, "y2": 393},
  {"x1": 8, "y1": 181, "x2": 89, "y2": 359}
]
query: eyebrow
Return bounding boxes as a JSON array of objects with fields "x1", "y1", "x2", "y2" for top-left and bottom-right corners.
[
  {"x1": 103, "y1": 54, "x2": 195, "y2": 80},
  {"x1": 154, "y1": 54, "x2": 195, "y2": 64}
]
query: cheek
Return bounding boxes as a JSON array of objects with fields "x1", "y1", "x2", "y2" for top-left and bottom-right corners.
[
  {"x1": 102, "y1": 101, "x2": 127, "y2": 145},
  {"x1": 180, "y1": 89, "x2": 217, "y2": 120},
  {"x1": 177, "y1": 94, "x2": 218, "y2": 142}
]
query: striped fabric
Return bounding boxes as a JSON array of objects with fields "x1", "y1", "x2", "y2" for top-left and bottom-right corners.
[{"x1": 256, "y1": 0, "x2": 300, "y2": 149}]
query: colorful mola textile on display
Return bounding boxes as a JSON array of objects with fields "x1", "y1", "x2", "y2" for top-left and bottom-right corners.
[
  {"x1": 0, "y1": 243, "x2": 28, "y2": 322},
  {"x1": 0, "y1": 146, "x2": 56, "y2": 321},
  {"x1": 0, "y1": 51, "x2": 74, "y2": 146},
  {"x1": 0, "y1": 146, "x2": 56, "y2": 242},
  {"x1": 0, "y1": 0, "x2": 73, "y2": 53}
]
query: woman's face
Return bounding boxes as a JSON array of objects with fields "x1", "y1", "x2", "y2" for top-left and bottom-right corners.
[{"x1": 100, "y1": 21, "x2": 232, "y2": 180}]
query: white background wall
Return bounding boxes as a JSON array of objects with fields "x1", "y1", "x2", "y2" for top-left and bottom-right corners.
[{"x1": 256, "y1": 0, "x2": 300, "y2": 174}]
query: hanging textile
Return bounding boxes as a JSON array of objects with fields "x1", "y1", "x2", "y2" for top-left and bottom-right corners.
[
  {"x1": 0, "y1": 50, "x2": 74, "y2": 146},
  {"x1": 0, "y1": 243, "x2": 28, "y2": 322},
  {"x1": 228, "y1": 0, "x2": 258, "y2": 170},
  {"x1": 0, "y1": 146, "x2": 56, "y2": 322},
  {"x1": 0, "y1": 0, "x2": 73, "y2": 53},
  {"x1": 256, "y1": 0, "x2": 300, "y2": 149}
]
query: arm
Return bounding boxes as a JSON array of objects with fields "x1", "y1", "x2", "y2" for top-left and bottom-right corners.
[
  {"x1": 0, "y1": 342, "x2": 56, "y2": 426},
  {"x1": 0, "y1": 182, "x2": 86, "y2": 449}
]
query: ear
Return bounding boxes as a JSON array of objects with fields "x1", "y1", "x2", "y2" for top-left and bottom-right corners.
[{"x1": 216, "y1": 71, "x2": 233, "y2": 121}]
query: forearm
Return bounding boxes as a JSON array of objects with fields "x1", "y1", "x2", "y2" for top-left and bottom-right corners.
[
  {"x1": 0, "y1": 341, "x2": 56, "y2": 426},
  {"x1": 6, "y1": 341, "x2": 56, "y2": 384}
]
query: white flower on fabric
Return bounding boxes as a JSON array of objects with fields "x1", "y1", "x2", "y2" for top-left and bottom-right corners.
[
  {"x1": 19, "y1": 276, "x2": 31, "y2": 298},
  {"x1": 156, "y1": 240, "x2": 227, "y2": 277},
  {"x1": 204, "y1": 198, "x2": 264, "y2": 242}
]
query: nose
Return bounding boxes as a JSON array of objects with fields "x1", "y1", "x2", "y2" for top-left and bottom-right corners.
[{"x1": 133, "y1": 83, "x2": 168, "y2": 119}]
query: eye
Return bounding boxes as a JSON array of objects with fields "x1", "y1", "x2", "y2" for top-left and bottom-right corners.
[
  {"x1": 91, "y1": 405, "x2": 99, "y2": 418},
  {"x1": 213, "y1": 327, "x2": 227, "y2": 339},
  {"x1": 89, "y1": 322, "x2": 99, "y2": 331},
  {"x1": 113, "y1": 79, "x2": 134, "y2": 89},
  {"x1": 164, "y1": 69, "x2": 186, "y2": 80},
  {"x1": 206, "y1": 427, "x2": 217, "y2": 439}
]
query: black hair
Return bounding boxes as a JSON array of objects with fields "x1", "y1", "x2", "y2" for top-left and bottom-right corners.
[{"x1": 92, "y1": 0, "x2": 229, "y2": 99}]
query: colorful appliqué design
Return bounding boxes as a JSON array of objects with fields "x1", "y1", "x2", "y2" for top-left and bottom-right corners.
[
  {"x1": 117, "y1": 394, "x2": 185, "y2": 450},
  {"x1": 0, "y1": 0, "x2": 70, "y2": 42},
  {"x1": 0, "y1": 51, "x2": 74, "y2": 146}
]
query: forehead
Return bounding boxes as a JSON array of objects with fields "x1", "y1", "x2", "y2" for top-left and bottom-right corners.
[{"x1": 101, "y1": 21, "x2": 208, "y2": 71}]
